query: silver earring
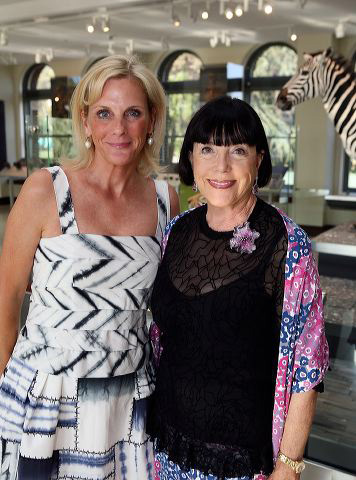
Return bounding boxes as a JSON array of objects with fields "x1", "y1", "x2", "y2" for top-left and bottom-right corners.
[
  {"x1": 192, "y1": 181, "x2": 198, "y2": 192},
  {"x1": 147, "y1": 133, "x2": 153, "y2": 146},
  {"x1": 252, "y1": 177, "x2": 259, "y2": 195},
  {"x1": 84, "y1": 137, "x2": 91, "y2": 149}
]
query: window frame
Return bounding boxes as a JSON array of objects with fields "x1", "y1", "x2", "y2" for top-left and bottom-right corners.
[
  {"x1": 244, "y1": 42, "x2": 298, "y2": 196},
  {"x1": 158, "y1": 50, "x2": 203, "y2": 167},
  {"x1": 244, "y1": 42, "x2": 297, "y2": 102},
  {"x1": 22, "y1": 63, "x2": 54, "y2": 160}
]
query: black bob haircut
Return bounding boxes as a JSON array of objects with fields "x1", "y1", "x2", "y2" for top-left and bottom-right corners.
[{"x1": 178, "y1": 96, "x2": 272, "y2": 188}]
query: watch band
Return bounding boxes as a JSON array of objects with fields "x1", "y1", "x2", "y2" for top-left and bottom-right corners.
[{"x1": 278, "y1": 451, "x2": 306, "y2": 474}]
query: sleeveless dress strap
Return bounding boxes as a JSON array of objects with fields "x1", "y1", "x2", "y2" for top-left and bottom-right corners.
[
  {"x1": 154, "y1": 179, "x2": 170, "y2": 241},
  {"x1": 44, "y1": 166, "x2": 79, "y2": 234}
]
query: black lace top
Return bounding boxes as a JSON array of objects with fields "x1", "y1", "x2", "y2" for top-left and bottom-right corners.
[{"x1": 147, "y1": 198, "x2": 288, "y2": 478}]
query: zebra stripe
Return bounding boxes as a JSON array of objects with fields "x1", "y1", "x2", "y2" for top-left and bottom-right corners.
[{"x1": 277, "y1": 48, "x2": 356, "y2": 158}]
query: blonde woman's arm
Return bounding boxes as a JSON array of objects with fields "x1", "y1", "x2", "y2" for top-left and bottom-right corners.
[{"x1": 0, "y1": 170, "x2": 56, "y2": 375}]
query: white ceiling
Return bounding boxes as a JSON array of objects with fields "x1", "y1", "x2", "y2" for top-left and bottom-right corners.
[{"x1": 0, "y1": 0, "x2": 355, "y2": 64}]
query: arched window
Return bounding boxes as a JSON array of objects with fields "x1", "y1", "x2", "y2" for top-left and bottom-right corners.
[
  {"x1": 23, "y1": 63, "x2": 55, "y2": 133},
  {"x1": 159, "y1": 51, "x2": 203, "y2": 166},
  {"x1": 343, "y1": 50, "x2": 356, "y2": 192},
  {"x1": 245, "y1": 43, "x2": 297, "y2": 194},
  {"x1": 23, "y1": 64, "x2": 55, "y2": 171},
  {"x1": 23, "y1": 64, "x2": 76, "y2": 172}
]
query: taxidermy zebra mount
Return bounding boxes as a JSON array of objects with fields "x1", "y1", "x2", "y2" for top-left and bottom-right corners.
[{"x1": 276, "y1": 48, "x2": 355, "y2": 159}]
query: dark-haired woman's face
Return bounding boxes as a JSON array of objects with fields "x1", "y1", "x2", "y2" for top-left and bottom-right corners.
[{"x1": 191, "y1": 142, "x2": 262, "y2": 209}]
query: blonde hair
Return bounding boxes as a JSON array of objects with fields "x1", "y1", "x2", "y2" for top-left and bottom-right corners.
[{"x1": 69, "y1": 54, "x2": 166, "y2": 176}]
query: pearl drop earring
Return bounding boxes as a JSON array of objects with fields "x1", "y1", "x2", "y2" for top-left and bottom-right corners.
[{"x1": 84, "y1": 137, "x2": 91, "y2": 149}]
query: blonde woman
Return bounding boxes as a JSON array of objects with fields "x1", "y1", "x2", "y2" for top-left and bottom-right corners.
[{"x1": 0, "y1": 55, "x2": 179, "y2": 480}]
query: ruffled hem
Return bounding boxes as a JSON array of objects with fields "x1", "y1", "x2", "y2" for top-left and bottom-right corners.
[
  {"x1": 148, "y1": 419, "x2": 272, "y2": 479},
  {"x1": 0, "y1": 356, "x2": 150, "y2": 458}
]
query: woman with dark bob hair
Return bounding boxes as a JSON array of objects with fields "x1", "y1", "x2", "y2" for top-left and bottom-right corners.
[{"x1": 148, "y1": 96, "x2": 328, "y2": 480}]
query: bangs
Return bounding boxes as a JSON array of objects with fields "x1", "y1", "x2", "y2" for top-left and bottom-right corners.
[{"x1": 190, "y1": 107, "x2": 258, "y2": 147}]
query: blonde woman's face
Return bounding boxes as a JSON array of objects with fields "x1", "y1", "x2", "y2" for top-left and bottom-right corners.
[{"x1": 83, "y1": 76, "x2": 153, "y2": 168}]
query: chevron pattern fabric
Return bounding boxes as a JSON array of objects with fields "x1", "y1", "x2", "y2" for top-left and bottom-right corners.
[{"x1": 0, "y1": 166, "x2": 169, "y2": 479}]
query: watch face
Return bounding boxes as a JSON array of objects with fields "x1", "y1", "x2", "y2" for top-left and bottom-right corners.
[{"x1": 296, "y1": 463, "x2": 305, "y2": 473}]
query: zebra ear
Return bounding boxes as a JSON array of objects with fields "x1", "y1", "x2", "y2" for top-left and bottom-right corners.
[{"x1": 303, "y1": 53, "x2": 313, "y2": 62}]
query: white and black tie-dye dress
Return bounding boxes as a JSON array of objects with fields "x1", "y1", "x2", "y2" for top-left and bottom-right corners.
[{"x1": 0, "y1": 166, "x2": 170, "y2": 480}]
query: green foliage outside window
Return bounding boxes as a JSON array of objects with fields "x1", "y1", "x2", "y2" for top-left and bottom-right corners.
[
  {"x1": 168, "y1": 53, "x2": 202, "y2": 81},
  {"x1": 252, "y1": 45, "x2": 297, "y2": 77},
  {"x1": 165, "y1": 93, "x2": 200, "y2": 164}
]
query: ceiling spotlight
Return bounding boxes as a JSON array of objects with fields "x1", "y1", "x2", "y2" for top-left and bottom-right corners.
[
  {"x1": 209, "y1": 37, "x2": 216, "y2": 48},
  {"x1": 54, "y1": 96, "x2": 60, "y2": 102},
  {"x1": 225, "y1": 8, "x2": 234, "y2": 19},
  {"x1": 0, "y1": 30, "x2": 8, "y2": 47},
  {"x1": 35, "y1": 50, "x2": 42, "y2": 64},
  {"x1": 87, "y1": 23, "x2": 94, "y2": 33},
  {"x1": 209, "y1": 33, "x2": 218, "y2": 48},
  {"x1": 335, "y1": 21, "x2": 345, "y2": 39},
  {"x1": 202, "y1": 10, "x2": 209, "y2": 20},
  {"x1": 45, "y1": 48, "x2": 53, "y2": 62},
  {"x1": 290, "y1": 32, "x2": 297, "y2": 42},
  {"x1": 108, "y1": 39, "x2": 115, "y2": 55},
  {"x1": 172, "y1": 14, "x2": 181, "y2": 27},
  {"x1": 235, "y1": 5, "x2": 243, "y2": 17},
  {"x1": 125, "y1": 39, "x2": 134, "y2": 55},
  {"x1": 264, "y1": 3, "x2": 273, "y2": 14},
  {"x1": 101, "y1": 16, "x2": 110, "y2": 33}
]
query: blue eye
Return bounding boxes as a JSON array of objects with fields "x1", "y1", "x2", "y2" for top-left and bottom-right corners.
[
  {"x1": 97, "y1": 109, "x2": 110, "y2": 119},
  {"x1": 126, "y1": 109, "x2": 141, "y2": 118}
]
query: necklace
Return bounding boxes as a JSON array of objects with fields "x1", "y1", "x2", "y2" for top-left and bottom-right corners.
[{"x1": 229, "y1": 199, "x2": 260, "y2": 254}]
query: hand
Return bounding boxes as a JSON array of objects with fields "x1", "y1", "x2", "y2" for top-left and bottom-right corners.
[{"x1": 267, "y1": 460, "x2": 301, "y2": 480}]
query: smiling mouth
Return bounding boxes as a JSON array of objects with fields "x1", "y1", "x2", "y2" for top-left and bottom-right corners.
[
  {"x1": 107, "y1": 142, "x2": 131, "y2": 149},
  {"x1": 208, "y1": 179, "x2": 236, "y2": 189}
]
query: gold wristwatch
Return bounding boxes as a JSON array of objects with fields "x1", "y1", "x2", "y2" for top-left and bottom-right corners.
[{"x1": 278, "y1": 451, "x2": 306, "y2": 474}]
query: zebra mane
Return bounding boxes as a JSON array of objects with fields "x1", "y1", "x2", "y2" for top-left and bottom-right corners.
[{"x1": 309, "y1": 48, "x2": 355, "y2": 79}]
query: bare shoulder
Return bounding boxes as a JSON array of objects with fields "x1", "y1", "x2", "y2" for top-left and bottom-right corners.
[
  {"x1": 168, "y1": 183, "x2": 180, "y2": 219},
  {"x1": 17, "y1": 169, "x2": 54, "y2": 203},
  {"x1": 9, "y1": 169, "x2": 58, "y2": 235}
]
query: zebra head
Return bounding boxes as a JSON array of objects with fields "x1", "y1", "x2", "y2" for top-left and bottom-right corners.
[{"x1": 276, "y1": 49, "x2": 329, "y2": 111}]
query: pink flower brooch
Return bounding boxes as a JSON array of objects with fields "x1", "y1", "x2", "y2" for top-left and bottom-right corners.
[{"x1": 229, "y1": 221, "x2": 260, "y2": 254}]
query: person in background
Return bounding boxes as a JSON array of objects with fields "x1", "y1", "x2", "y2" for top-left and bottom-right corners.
[
  {"x1": 148, "y1": 96, "x2": 328, "y2": 480},
  {"x1": 0, "y1": 54, "x2": 179, "y2": 480}
]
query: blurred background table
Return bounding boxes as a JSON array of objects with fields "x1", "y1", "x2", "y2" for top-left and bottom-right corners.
[{"x1": 0, "y1": 166, "x2": 27, "y2": 207}]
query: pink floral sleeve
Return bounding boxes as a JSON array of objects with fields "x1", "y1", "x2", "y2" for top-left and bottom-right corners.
[
  {"x1": 291, "y1": 252, "x2": 329, "y2": 392},
  {"x1": 272, "y1": 209, "x2": 329, "y2": 460}
]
